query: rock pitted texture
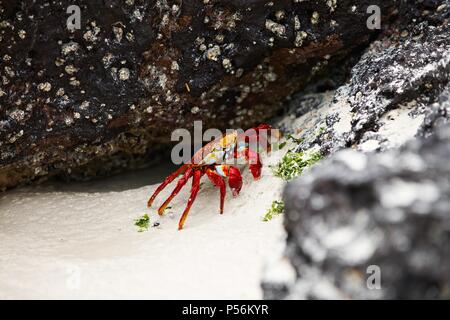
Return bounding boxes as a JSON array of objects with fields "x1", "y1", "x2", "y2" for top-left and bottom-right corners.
[
  {"x1": 419, "y1": 88, "x2": 450, "y2": 138},
  {"x1": 0, "y1": 0, "x2": 400, "y2": 189},
  {"x1": 320, "y1": 15, "x2": 450, "y2": 154},
  {"x1": 276, "y1": 1, "x2": 450, "y2": 155},
  {"x1": 263, "y1": 123, "x2": 450, "y2": 299},
  {"x1": 262, "y1": 1, "x2": 450, "y2": 300}
]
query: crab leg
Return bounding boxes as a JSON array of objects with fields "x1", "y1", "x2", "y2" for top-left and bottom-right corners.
[
  {"x1": 157, "y1": 167, "x2": 194, "y2": 215},
  {"x1": 147, "y1": 164, "x2": 189, "y2": 207},
  {"x1": 178, "y1": 170, "x2": 204, "y2": 230},
  {"x1": 233, "y1": 147, "x2": 262, "y2": 180},
  {"x1": 206, "y1": 167, "x2": 226, "y2": 214},
  {"x1": 244, "y1": 147, "x2": 262, "y2": 180},
  {"x1": 238, "y1": 124, "x2": 272, "y2": 153}
]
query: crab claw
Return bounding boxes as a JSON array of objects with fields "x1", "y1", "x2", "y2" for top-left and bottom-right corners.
[
  {"x1": 228, "y1": 166, "x2": 243, "y2": 197},
  {"x1": 244, "y1": 148, "x2": 262, "y2": 180}
]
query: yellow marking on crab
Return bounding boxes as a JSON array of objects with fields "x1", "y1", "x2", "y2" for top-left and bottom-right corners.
[
  {"x1": 200, "y1": 149, "x2": 225, "y2": 165},
  {"x1": 218, "y1": 132, "x2": 237, "y2": 148}
]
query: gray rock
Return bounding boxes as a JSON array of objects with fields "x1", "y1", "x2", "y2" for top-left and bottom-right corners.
[
  {"x1": 277, "y1": 1, "x2": 450, "y2": 155},
  {"x1": 263, "y1": 124, "x2": 450, "y2": 299},
  {"x1": 263, "y1": 3, "x2": 450, "y2": 298},
  {"x1": 419, "y1": 88, "x2": 450, "y2": 138}
]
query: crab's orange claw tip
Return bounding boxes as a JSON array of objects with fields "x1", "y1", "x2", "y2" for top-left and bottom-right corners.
[{"x1": 157, "y1": 204, "x2": 166, "y2": 215}]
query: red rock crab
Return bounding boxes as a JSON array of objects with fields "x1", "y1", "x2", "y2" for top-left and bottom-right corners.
[{"x1": 147, "y1": 124, "x2": 279, "y2": 229}]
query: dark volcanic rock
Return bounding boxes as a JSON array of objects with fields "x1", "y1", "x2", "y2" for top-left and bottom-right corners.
[
  {"x1": 0, "y1": 0, "x2": 400, "y2": 189},
  {"x1": 315, "y1": 1, "x2": 450, "y2": 154},
  {"x1": 263, "y1": 124, "x2": 450, "y2": 299},
  {"x1": 262, "y1": 1, "x2": 450, "y2": 300},
  {"x1": 272, "y1": 1, "x2": 449, "y2": 158}
]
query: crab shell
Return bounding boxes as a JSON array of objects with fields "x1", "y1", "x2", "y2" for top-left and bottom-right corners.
[{"x1": 190, "y1": 131, "x2": 244, "y2": 166}]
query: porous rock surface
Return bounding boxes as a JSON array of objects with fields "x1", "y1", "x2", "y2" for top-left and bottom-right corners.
[
  {"x1": 263, "y1": 1, "x2": 450, "y2": 299},
  {"x1": 276, "y1": 0, "x2": 449, "y2": 155},
  {"x1": 263, "y1": 123, "x2": 450, "y2": 300},
  {"x1": 0, "y1": 0, "x2": 399, "y2": 189}
]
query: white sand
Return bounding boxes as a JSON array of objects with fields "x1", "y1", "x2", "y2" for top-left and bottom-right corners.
[{"x1": 0, "y1": 150, "x2": 286, "y2": 299}]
